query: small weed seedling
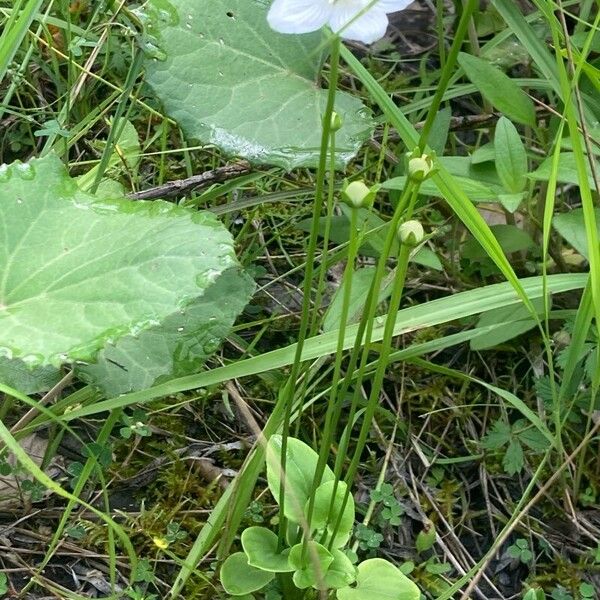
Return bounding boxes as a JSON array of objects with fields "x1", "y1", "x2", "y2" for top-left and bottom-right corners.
[{"x1": 507, "y1": 538, "x2": 534, "y2": 564}]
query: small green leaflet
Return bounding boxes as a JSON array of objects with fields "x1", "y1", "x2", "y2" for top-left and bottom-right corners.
[{"x1": 458, "y1": 52, "x2": 536, "y2": 126}]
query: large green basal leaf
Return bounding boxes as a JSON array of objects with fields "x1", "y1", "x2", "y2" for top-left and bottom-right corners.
[
  {"x1": 0, "y1": 357, "x2": 60, "y2": 395},
  {"x1": 142, "y1": 0, "x2": 374, "y2": 169},
  {"x1": 0, "y1": 154, "x2": 245, "y2": 370},
  {"x1": 77, "y1": 268, "x2": 254, "y2": 396}
]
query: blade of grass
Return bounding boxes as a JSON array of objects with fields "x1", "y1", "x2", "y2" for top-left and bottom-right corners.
[
  {"x1": 61, "y1": 273, "x2": 586, "y2": 422},
  {"x1": 0, "y1": 0, "x2": 45, "y2": 84},
  {"x1": 544, "y1": 0, "x2": 600, "y2": 346},
  {"x1": 0, "y1": 416, "x2": 138, "y2": 574}
]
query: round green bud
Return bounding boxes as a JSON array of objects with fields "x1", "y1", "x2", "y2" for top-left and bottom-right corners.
[
  {"x1": 398, "y1": 220, "x2": 424, "y2": 246},
  {"x1": 329, "y1": 111, "x2": 343, "y2": 132},
  {"x1": 407, "y1": 154, "x2": 434, "y2": 182},
  {"x1": 342, "y1": 180, "x2": 373, "y2": 209}
]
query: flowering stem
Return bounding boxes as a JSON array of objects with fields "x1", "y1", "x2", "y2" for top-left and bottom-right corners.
[
  {"x1": 299, "y1": 177, "x2": 416, "y2": 547},
  {"x1": 331, "y1": 182, "x2": 416, "y2": 482},
  {"x1": 310, "y1": 125, "x2": 337, "y2": 338},
  {"x1": 343, "y1": 188, "x2": 419, "y2": 478},
  {"x1": 328, "y1": 184, "x2": 421, "y2": 544},
  {"x1": 276, "y1": 35, "x2": 342, "y2": 546},
  {"x1": 304, "y1": 205, "x2": 360, "y2": 543},
  {"x1": 293, "y1": 105, "x2": 341, "y2": 437}
]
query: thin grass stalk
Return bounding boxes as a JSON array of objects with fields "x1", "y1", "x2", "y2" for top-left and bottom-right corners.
[
  {"x1": 547, "y1": 1, "x2": 600, "y2": 463},
  {"x1": 309, "y1": 123, "x2": 338, "y2": 337},
  {"x1": 294, "y1": 112, "x2": 341, "y2": 436},
  {"x1": 541, "y1": 6, "x2": 600, "y2": 489},
  {"x1": 436, "y1": 0, "x2": 447, "y2": 69},
  {"x1": 540, "y1": 116, "x2": 568, "y2": 462}
]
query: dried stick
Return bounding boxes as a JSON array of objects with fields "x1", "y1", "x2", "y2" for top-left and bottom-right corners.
[{"x1": 127, "y1": 161, "x2": 252, "y2": 201}]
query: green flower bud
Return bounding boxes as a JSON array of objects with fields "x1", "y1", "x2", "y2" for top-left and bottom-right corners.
[
  {"x1": 397, "y1": 220, "x2": 424, "y2": 246},
  {"x1": 407, "y1": 152, "x2": 435, "y2": 182},
  {"x1": 329, "y1": 111, "x2": 343, "y2": 132},
  {"x1": 341, "y1": 180, "x2": 378, "y2": 209}
]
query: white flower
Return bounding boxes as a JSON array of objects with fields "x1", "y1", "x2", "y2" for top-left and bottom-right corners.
[{"x1": 267, "y1": 0, "x2": 413, "y2": 45}]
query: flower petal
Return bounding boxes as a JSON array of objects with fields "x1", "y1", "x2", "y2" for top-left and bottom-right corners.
[
  {"x1": 376, "y1": 0, "x2": 414, "y2": 12},
  {"x1": 329, "y1": 5, "x2": 389, "y2": 44},
  {"x1": 267, "y1": 0, "x2": 332, "y2": 35}
]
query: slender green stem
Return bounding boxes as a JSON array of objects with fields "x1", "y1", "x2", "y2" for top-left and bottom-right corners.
[
  {"x1": 331, "y1": 183, "x2": 416, "y2": 484},
  {"x1": 294, "y1": 113, "x2": 340, "y2": 437},
  {"x1": 304, "y1": 206, "x2": 360, "y2": 541},
  {"x1": 277, "y1": 35, "x2": 341, "y2": 546},
  {"x1": 310, "y1": 129, "x2": 337, "y2": 337},
  {"x1": 436, "y1": 0, "x2": 447, "y2": 69},
  {"x1": 318, "y1": 178, "x2": 418, "y2": 546},
  {"x1": 334, "y1": 244, "x2": 411, "y2": 540},
  {"x1": 375, "y1": 122, "x2": 389, "y2": 184},
  {"x1": 329, "y1": 187, "x2": 420, "y2": 542}
]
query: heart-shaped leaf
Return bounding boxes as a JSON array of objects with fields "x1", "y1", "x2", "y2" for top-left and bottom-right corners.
[
  {"x1": 288, "y1": 541, "x2": 333, "y2": 590},
  {"x1": 241, "y1": 526, "x2": 293, "y2": 573},
  {"x1": 77, "y1": 268, "x2": 254, "y2": 395},
  {"x1": 336, "y1": 558, "x2": 420, "y2": 600},
  {"x1": 266, "y1": 435, "x2": 334, "y2": 524},
  {"x1": 0, "y1": 154, "x2": 245, "y2": 374},
  {"x1": 324, "y1": 549, "x2": 356, "y2": 590},
  {"x1": 142, "y1": 0, "x2": 374, "y2": 170},
  {"x1": 0, "y1": 357, "x2": 60, "y2": 395},
  {"x1": 308, "y1": 479, "x2": 355, "y2": 548},
  {"x1": 220, "y1": 552, "x2": 274, "y2": 596}
]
